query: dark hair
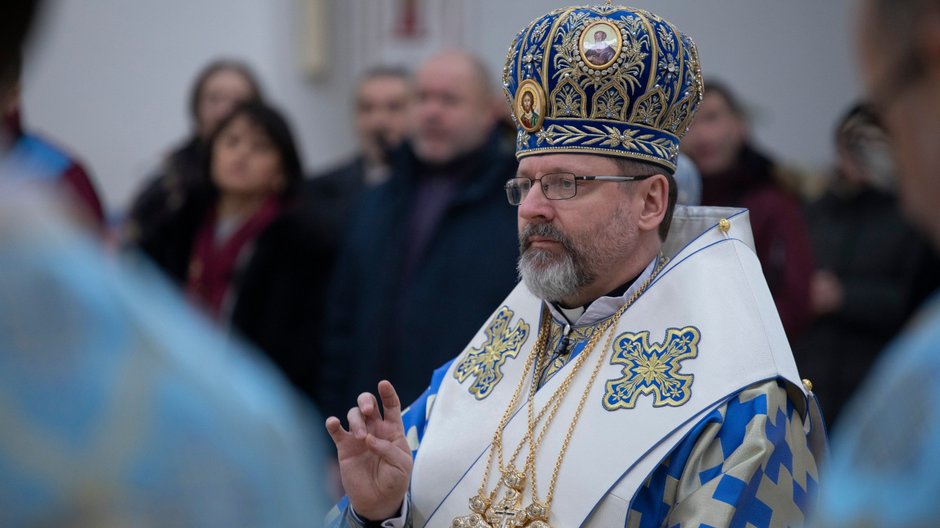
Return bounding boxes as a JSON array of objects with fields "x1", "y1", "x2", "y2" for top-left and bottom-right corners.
[
  {"x1": 702, "y1": 79, "x2": 745, "y2": 118},
  {"x1": 835, "y1": 102, "x2": 881, "y2": 141},
  {"x1": 189, "y1": 59, "x2": 263, "y2": 125},
  {"x1": 614, "y1": 157, "x2": 677, "y2": 241},
  {"x1": 871, "y1": 0, "x2": 940, "y2": 52},
  {"x1": 1, "y1": 1, "x2": 40, "y2": 84},
  {"x1": 0, "y1": 47, "x2": 22, "y2": 93},
  {"x1": 202, "y1": 101, "x2": 304, "y2": 200}
]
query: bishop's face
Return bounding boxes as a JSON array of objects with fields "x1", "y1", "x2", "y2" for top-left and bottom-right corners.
[{"x1": 515, "y1": 154, "x2": 642, "y2": 307}]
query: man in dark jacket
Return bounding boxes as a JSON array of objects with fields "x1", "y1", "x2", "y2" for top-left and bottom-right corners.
[
  {"x1": 302, "y1": 66, "x2": 413, "y2": 249},
  {"x1": 319, "y1": 52, "x2": 519, "y2": 415}
]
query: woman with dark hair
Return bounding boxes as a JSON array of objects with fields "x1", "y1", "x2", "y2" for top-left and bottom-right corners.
[
  {"x1": 136, "y1": 101, "x2": 332, "y2": 406},
  {"x1": 124, "y1": 59, "x2": 263, "y2": 245}
]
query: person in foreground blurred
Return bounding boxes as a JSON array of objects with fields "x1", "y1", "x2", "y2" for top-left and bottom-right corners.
[
  {"x1": 0, "y1": 186, "x2": 329, "y2": 527},
  {"x1": 814, "y1": 0, "x2": 940, "y2": 525},
  {"x1": 124, "y1": 59, "x2": 262, "y2": 245},
  {"x1": 0, "y1": 3, "x2": 328, "y2": 526},
  {"x1": 133, "y1": 101, "x2": 332, "y2": 407},
  {"x1": 325, "y1": 5, "x2": 824, "y2": 527},
  {"x1": 1, "y1": 48, "x2": 105, "y2": 228}
]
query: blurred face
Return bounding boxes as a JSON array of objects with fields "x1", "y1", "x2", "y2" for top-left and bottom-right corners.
[
  {"x1": 211, "y1": 115, "x2": 284, "y2": 198},
  {"x1": 516, "y1": 154, "x2": 641, "y2": 306},
  {"x1": 836, "y1": 122, "x2": 892, "y2": 188},
  {"x1": 355, "y1": 75, "x2": 413, "y2": 164},
  {"x1": 197, "y1": 69, "x2": 256, "y2": 139},
  {"x1": 859, "y1": 1, "x2": 940, "y2": 242},
  {"x1": 412, "y1": 54, "x2": 495, "y2": 164},
  {"x1": 681, "y1": 91, "x2": 746, "y2": 176}
]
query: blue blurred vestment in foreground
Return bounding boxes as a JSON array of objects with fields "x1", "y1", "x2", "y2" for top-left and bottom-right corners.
[
  {"x1": 815, "y1": 291, "x2": 940, "y2": 526},
  {"x1": 0, "y1": 182, "x2": 328, "y2": 527}
]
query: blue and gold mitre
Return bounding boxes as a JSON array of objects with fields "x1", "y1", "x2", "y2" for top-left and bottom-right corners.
[{"x1": 504, "y1": 4, "x2": 703, "y2": 172}]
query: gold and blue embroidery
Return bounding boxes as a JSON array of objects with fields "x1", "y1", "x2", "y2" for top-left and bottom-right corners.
[
  {"x1": 604, "y1": 326, "x2": 700, "y2": 410},
  {"x1": 503, "y1": 6, "x2": 702, "y2": 171},
  {"x1": 453, "y1": 307, "x2": 530, "y2": 400}
]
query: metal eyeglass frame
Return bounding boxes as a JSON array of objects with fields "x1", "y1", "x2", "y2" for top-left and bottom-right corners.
[{"x1": 504, "y1": 172, "x2": 655, "y2": 205}]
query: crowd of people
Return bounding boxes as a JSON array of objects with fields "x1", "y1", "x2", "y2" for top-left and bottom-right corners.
[{"x1": 4, "y1": 0, "x2": 940, "y2": 526}]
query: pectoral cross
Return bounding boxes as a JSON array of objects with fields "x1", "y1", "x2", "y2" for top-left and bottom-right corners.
[
  {"x1": 485, "y1": 487, "x2": 527, "y2": 528},
  {"x1": 489, "y1": 503, "x2": 526, "y2": 528}
]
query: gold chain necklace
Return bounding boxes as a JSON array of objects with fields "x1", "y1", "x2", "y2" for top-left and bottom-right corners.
[{"x1": 453, "y1": 256, "x2": 668, "y2": 528}]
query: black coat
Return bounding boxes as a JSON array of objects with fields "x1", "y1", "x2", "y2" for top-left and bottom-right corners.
[
  {"x1": 793, "y1": 186, "x2": 930, "y2": 427},
  {"x1": 319, "y1": 132, "x2": 521, "y2": 416},
  {"x1": 135, "y1": 199, "x2": 335, "y2": 407},
  {"x1": 301, "y1": 156, "x2": 369, "y2": 251},
  {"x1": 125, "y1": 137, "x2": 206, "y2": 245}
]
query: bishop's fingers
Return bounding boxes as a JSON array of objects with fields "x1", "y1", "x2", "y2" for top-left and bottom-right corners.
[{"x1": 377, "y1": 380, "x2": 404, "y2": 425}]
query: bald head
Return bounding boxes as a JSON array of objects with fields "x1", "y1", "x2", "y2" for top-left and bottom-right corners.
[{"x1": 412, "y1": 51, "x2": 496, "y2": 164}]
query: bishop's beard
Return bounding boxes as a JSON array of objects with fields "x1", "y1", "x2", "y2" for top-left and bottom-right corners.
[{"x1": 517, "y1": 222, "x2": 594, "y2": 303}]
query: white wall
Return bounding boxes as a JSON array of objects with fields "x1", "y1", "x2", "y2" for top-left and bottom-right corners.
[
  {"x1": 22, "y1": 0, "x2": 358, "y2": 215},
  {"x1": 21, "y1": 0, "x2": 861, "y2": 214}
]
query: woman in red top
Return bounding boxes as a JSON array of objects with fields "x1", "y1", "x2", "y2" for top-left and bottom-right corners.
[{"x1": 136, "y1": 101, "x2": 333, "y2": 407}]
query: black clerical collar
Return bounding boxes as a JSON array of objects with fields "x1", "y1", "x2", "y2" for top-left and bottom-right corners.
[{"x1": 552, "y1": 275, "x2": 639, "y2": 324}]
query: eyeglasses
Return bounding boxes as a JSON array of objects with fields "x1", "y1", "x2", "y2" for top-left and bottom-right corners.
[{"x1": 504, "y1": 172, "x2": 655, "y2": 205}]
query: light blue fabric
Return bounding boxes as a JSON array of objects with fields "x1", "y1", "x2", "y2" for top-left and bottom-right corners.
[
  {"x1": 0, "y1": 185, "x2": 329, "y2": 527},
  {"x1": 0, "y1": 133, "x2": 72, "y2": 182},
  {"x1": 815, "y1": 291, "x2": 940, "y2": 527}
]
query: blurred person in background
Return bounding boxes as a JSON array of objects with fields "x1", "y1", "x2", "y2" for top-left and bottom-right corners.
[
  {"x1": 0, "y1": 2, "x2": 328, "y2": 526},
  {"x1": 682, "y1": 81, "x2": 814, "y2": 337},
  {"x1": 1, "y1": 48, "x2": 105, "y2": 229},
  {"x1": 318, "y1": 51, "x2": 519, "y2": 418},
  {"x1": 814, "y1": 0, "x2": 940, "y2": 525},
  {"x1": 124, "y1": 59, "x2": 262, "y2": 246},
  {"x1": 794, "y1": 103, "x2": 931, "y2": 429},
  {"x1": 303, "y1": 65, "x2": 414, "y2": 242},
  {"x1": 132, "y1": 100, "x2": 333, "y2": 408}
]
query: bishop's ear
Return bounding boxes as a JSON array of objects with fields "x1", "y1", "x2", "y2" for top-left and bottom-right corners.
[{"x1": 636, "y1": 173, "x2": 669, "y2": 235}]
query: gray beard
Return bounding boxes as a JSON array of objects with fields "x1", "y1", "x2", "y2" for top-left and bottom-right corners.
[{"x1": 517, "y1": 223, "x2": 594, "y2": 303}]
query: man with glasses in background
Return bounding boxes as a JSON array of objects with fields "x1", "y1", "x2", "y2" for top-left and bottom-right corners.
[{"x1": 325, "y1": 5, "x2": 825, "y2": 527}]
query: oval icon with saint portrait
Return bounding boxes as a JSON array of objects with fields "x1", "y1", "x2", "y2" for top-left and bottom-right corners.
[
  {"x1": 579, "y1": 20, "x2": 622, "y2": 70},
  {"x1": 515, "y1": 79, "x2": 545, "y2": 133}
]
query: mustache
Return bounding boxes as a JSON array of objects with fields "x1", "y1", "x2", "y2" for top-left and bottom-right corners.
[{"x1": 519, "y1": 223, "x2": 575, "y2": 253}]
